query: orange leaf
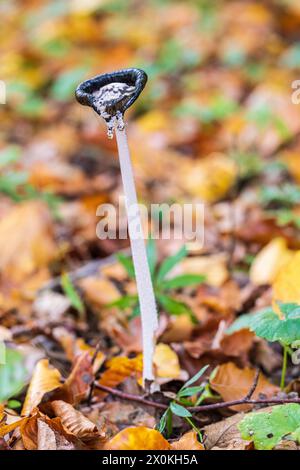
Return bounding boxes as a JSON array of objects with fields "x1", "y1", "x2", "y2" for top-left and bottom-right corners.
[
  {"x1": 22, "y1": 359, "x2": 61, "y2": 416},
  {"x1": 104, "y1": 427, "x2": 170, "y2": 450},
  {"x1": 171, "y1": 431, "x2": 205, "y2": 450},
  {"x1": 209, "y1": 362, "x2": 279, "y2": 411},
  {"x1": 98, "y1": 355, "x2": 142, "y2": 397}
]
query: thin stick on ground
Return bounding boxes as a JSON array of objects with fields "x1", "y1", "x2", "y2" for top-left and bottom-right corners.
[{"x1": 94, "y1": 382, "x2": 300, "y2": 414}]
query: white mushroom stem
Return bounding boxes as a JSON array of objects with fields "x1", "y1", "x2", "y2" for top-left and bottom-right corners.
[{"x1": 115, "y1": 126, "x2": 158, "y2": 386}]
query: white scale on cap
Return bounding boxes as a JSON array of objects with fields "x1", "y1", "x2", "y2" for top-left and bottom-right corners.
[{"x1": 93, "y1": 83, "x2": 135, "y2": 139}]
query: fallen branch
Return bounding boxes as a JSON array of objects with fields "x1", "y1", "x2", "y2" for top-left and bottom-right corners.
[{"x1": 94, "y1": 382, "x2": 300, "y2": 413}]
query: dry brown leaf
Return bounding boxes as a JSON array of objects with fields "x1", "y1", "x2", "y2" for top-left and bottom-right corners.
[
  {"x1": 171, "y1": 431, "x2": 205, "y2": 450},
  {"x1": 209, "y1": 362, "x2": 279, "y2": 411},
  {"x1": 104, "y1": 427, "x2": 170, "y2": 450},
  {"x1": 53, "y1": 352, "x2": 93, "y2": 405},
  {"x1": 51, "y1": 400, "x2": 103, "y2": 442},
  {"x1": 22, "y1": 359, "x2": 61, "y2": 416},
  {"x1": 250, "y1": 238, "x2": 293, "y2": 286},
  {"x1": 203, "y1": 412, "x2": 252, "y2": 450},
  {"x1": 37, "y1": 419, "x2": 57, "y2": 450},
  {"x1": 153, "y1": 343, "x2": 181, "y2": 379},
  {"x1": 0, "y1": 201, "x2": 57, "y2": 283}
]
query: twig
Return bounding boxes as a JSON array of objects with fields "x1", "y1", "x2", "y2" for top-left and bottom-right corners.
[
  {"x1": 244, "y1": 368, "x2": 260, "y2": 400},
  {"x1": 95, "y1": 383, "x2": 167, "y2": 410},
  {"x1": 94, "y1": 382, "x2": 300, "y2": 413}
]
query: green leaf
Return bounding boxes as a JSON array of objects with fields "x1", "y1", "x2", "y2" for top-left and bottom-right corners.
[
  {"x1": 239, "y1": 404, "x2": 300, "y2": 450},
  {"x1": 157, "y1": 407, "x2": 172, "y2": 435},
  {"x1": 0, "y1": 349, "x2": 27, "y2": 403},
  {"x1": 161, "y1": 274, "x2": 205, "y2": 290},
  {"x1": 61, "y1": 273, "x2": 85, "y2": 319},
  {"x1": 108, "y1": 295, "x2": 138, "y2": 310},
  {"x1": 129, "y1": 303, "x2": 141, "y2": 320},
  {"x1": 157, "y1": 293, "x2": 191, "y2": 316},
  {"x1": 0, "y1": 146, "x2": 21, "y2": 167},
  {"x1": 178, "y1": 385, "x2": 205, "y2": 398},
  {"x1": 156, "y1": 245, "x2": 187, "y2": 283},
  {"x1": 226, "y1": 303, "x2": 300, "y2": 345},
  {"x1": 7, "y1": 399, "x2": 21, "y2": 409},
  {"x1": 181, "y1": 365, "x2": 209, "y2": 390},
  {"x1": 116, "y1": 253, "x2": 135, "y2": 279},
  {"x1": 170, "y1": 401, "x2": 192, "y2": 418},
  {"x1": 146, "y1": 238, "x2": 157, "y2": 278}
]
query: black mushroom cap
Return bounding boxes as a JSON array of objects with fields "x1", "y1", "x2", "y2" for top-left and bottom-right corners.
[{"x1": 75, "y1": 68, "x2": 148, "y2": 117}]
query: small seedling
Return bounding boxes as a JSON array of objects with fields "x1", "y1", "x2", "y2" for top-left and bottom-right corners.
[
  {"x1": 76, "y1": 68, "x2": 158, "y2": 387},
  {"x1": 61, "y1": 272, "x2": 85, "y2": 321},
  {"x1": 157, "y1": 365, "x2": 212, "y2": 439},
  {"x1": 110, "y1": 240, "x2": 205, "y2": 321},
  {"x1": 227, "y1": 302, "x2": 300, "y2": 389}
]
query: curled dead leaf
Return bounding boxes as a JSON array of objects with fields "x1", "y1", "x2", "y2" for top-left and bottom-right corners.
[{"x1": 51, "y1": 400, "x2": 104, "y2": 443}]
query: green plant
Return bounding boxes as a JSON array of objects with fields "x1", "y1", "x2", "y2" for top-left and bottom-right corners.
[
  {"x1": 238, "y1": 403, "x2": 300, "y2": 450},
  {"x1": 227, "y1": 302, "x2": 300, "y2": 389},
  {"x1": 0, "y1": 348, "x2": 28, "y2": 403},
  {"x1": 157, "y1": 365, "x2": 212, "y2": 439},
  {"x1": 259, "y1": 183, "x2": 300, "y2": 229},
  {"x1": 61, "y1": 273, "x2": 85, "y2": 321},
  {"x1": 109, "y1": 241, "x2": 205, "y2": 321}
]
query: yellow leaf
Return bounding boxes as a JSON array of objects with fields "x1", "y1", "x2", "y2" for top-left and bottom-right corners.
[
  {"x1": 273, "y1": 251, "x2": 300, "y2": 315},
  {"x1": 22, "y1": 360, "x2": 61, "y2": 416},
  {"x1": 182, "y1": 153, "x2": 237, "y2": 202},
  {"x1": 104, "y1": 427, "x2": 170, "y2": 450},
  {"x1": 153, "y1": 344, "x2": 181, "y2": 379},
  {"x1": 250, "y1": 238, "x2": 293, "y2": 286}
]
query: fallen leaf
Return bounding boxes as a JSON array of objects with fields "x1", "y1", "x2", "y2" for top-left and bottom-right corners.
[
  {"x1": 22, "y1": 359, "x2": 61, "y2": 416},
  {"x1": 97, "y1": 355, "x2": 143, "y2": 397},
  {"x1": 250, "y1": 238, "x2": 293, "y2": 286},
  {"x1": 171, "y1": 431, "x2": 205, "y2": 450},
  {"x1": 272, "y1": 251, "x2": 300, "y2": 314},
  {"x1": 37, "y1": 419, "x2": 57, "y2": 450},
  {"x1": 182, "y1": 153, "x2": 237, "y2": 202},
  {"x1": 54, "y1": 352, "x2": 93, "y2": 405},
  {"x1": 209, "y1": 362, "x2": 279, "y2": 411},
  {"x1": 153, "y1": 344, "x2": 181, "y2": 379},
  {"x1": 179, "y1": 254, "x2": 229, "y2": 288},
  {"x1": 0, "y1": 201, "x2": 57, "y2": 283},
  {"x1": 51, "y1": 400, "x2": 104, "y2": 442},
  {"x1": 104, "y1": 427, "x2": 170, "y2": 450},
  {"x1": 204, "y1": 412, "x2": 251, "y2": 450}
]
